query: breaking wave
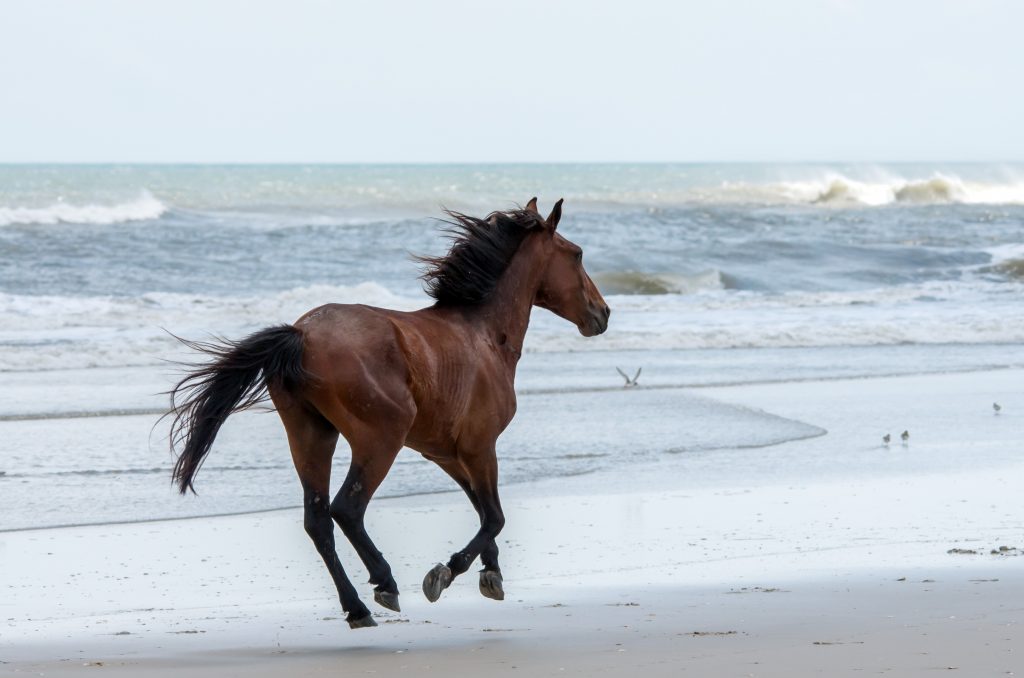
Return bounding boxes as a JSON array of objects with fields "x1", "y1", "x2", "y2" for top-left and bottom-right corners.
[
  {"x1": 0, "y1": 192, "x2": 167, "y2": 226},
  {"x1": 594, "y1": 269, "x2": 730, "y2": 295},
  {"x1": 3, "y1": 277, "x2": 1024, "y2": 371},
  {"x1": 524, "y1": 280, "x2": 1024, "y2": 353},
  {"x1": 979, "y1": 244, "x2": 1024, "y2": 281},
  {"x1": 809, "y1": 175, "x2": 966, "y2": 205},
  {"x1": 988, "y1": 258, "x2": 1024, "y2": 280}
]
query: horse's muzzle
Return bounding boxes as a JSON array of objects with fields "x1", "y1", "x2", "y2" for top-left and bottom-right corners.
[{"x1": 580, "y1": 303, "x2": 610, "y2": 337}]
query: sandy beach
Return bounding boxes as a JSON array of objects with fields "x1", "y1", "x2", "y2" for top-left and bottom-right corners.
[{"x1": 3, "y1": 367, "x2": 1021, "y2": 676}]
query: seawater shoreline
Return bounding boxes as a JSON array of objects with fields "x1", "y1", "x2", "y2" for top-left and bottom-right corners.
[{"x1": 2, "y1": 344, "x2": 1023, "y2": 532}]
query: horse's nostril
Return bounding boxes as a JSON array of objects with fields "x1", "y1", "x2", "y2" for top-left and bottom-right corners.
[{"x1": 602, "y1": 304, "x2": 610, "y2": 319}]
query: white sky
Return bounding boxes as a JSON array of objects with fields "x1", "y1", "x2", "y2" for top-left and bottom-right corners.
[{"x1": 1, "y1": 0, "x2": 1020, "y2": 163}]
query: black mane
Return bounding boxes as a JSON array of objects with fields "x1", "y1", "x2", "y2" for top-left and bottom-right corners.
[{"x1": 418, "y1": 208, "x2": 545, "y2": 306}]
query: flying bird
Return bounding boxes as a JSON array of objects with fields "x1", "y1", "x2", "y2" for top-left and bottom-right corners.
[{"x1": 616, "y1": 367, "x2": 642, "y2": 388}]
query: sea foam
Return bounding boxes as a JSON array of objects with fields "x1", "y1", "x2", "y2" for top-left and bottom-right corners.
[{"x1": 0, "y1": 192, "x2": 167, "y2": 226}]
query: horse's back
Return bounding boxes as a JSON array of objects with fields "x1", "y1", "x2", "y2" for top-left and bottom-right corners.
[{"x1": 296, "y1": 302, "x2": 406, "y2": 365}]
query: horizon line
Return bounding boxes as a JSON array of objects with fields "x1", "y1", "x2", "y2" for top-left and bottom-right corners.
[{"x1": 2, "y1": 160, "x2": 1023, "y2": 166}]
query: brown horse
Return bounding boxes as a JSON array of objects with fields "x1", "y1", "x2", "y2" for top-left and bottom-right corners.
[{"x1": 167, "y1": 198, "x2": 609, "y2": 628}]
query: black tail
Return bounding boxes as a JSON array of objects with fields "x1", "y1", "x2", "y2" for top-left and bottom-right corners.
[{"x1": 167, "y1": 324, "x2": 309, "y2": 495}]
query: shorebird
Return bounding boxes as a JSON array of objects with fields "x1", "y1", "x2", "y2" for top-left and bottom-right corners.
[
  {"x1": 901, "y1": 430, "x2": 909, "y2": 445},
  {"x1": 616, "y1": 366, "x2": 642, "y2": 388},
  {"x1": 882, "y1": 433, "x2": 891, "y2": 446},
  {"x1": 994, "y1": 402, "x2": 1002, "y2": 414}
]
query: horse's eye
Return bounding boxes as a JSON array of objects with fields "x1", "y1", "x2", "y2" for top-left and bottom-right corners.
[{"x1": 575, "y1": 251, "x2": 583, "y2": 262}]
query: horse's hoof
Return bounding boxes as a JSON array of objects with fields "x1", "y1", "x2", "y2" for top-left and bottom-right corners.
[
  {"x1": 374, "y1": 588, "x2": 401, "y2": 612},
  {"x1": 479, "y1": 570, "x2": 504, "y2": 601},
  {"x1": 422, "y1": 563, "x2": 453, "y2": 603},
  {"x1": 347, "y1": 613, "x2": 378, "y2": 629}
]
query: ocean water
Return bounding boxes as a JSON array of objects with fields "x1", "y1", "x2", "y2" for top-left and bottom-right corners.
[{"x1": 1, "y1": 163, "x2": 1023, "y2": 530}]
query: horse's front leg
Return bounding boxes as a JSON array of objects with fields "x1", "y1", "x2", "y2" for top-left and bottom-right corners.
[
  {"x1": 423, "y1": 453, "x2": 505, "y2": 603},
  {"x1": 433, "y1": 461, "x2": 505, "y2": 599}
]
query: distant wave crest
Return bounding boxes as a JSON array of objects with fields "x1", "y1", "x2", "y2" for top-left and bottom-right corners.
[
  {"x1": 711, "y1": 173, "x2": 1024, "y2": 207},
  {"x1": 0, "y1": 192, "x2": 167, "y2": 226},
  {"x1": 809, "y1": 175, "x2": 966, "y2": 205},
  {"x1": 770, "y1": 173, "x2": 1024, "y2": 206}
]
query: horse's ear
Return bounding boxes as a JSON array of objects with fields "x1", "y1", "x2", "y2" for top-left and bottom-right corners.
[
  {"x1": 546, "y1": 198, "x2": 563, "y2": 231},
  {"x1": 525, "y1": 197, "x2": 539, "y2": 214}
]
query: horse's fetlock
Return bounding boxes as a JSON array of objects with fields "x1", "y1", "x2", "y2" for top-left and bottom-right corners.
[
  {"x1": 373, "y1": 575, "x2": 397, "y2": 593},
  {"x1": 447, "y1": 550, "x2": 473, "y2": 575}
]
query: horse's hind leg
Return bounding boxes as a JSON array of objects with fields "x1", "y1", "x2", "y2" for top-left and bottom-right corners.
[
  {"x1": 423, "y1": 451, "x2": 505, "y2": 603},
  {"x1": 330, "y1": 431, "x2": 404, "y2": 613},
  {"x1": 277, "y1": 401, "x2": 375, "y2": 629}
]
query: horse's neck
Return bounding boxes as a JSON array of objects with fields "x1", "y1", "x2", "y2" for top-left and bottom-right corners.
[{"x1": 475, "y1": 242, "x2": 543, "y2": 366}]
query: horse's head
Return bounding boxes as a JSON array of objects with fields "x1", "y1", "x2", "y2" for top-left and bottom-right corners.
[{"x1": 529, "y1": 198, "x2": 610, "y2": 337}]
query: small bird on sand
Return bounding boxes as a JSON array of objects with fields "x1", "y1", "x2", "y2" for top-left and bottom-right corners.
[
  {"x1": 993, "y1": 402, "x2": 1002, "y2": 414},
  {"x1": 882, "y1": 433, "x2": 891, "y2": 446},
  {"x1": 901, "y1": 430, "x2": 909, "y2": 445},
  {"x1": 616, "y1": 367, "x2": 642, "y2": 388}
]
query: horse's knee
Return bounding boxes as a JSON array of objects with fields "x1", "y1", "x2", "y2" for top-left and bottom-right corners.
[{"x1": 303, "y1": 493, "x2": 334, "y2": 548}]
